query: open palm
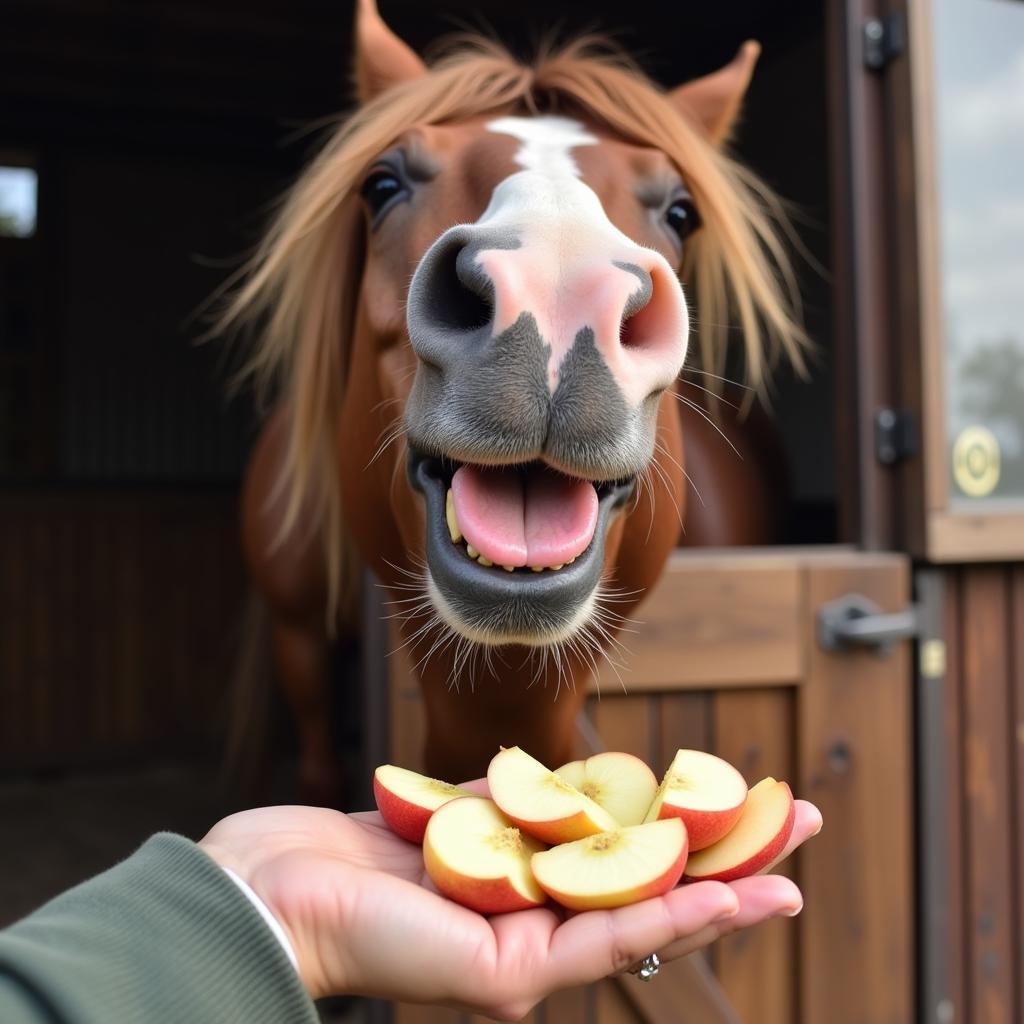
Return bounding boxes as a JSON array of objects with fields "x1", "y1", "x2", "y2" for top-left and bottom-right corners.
[{"x1": 201, "y1": 798, "x2": 820, "y2": 1020}]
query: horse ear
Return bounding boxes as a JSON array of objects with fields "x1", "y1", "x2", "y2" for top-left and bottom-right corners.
[
  {"x1": 668, "y1": 41, "x2": 761, "y2": 146},
  {"x1": 354, "y1": 0, "x2": 427, "y2": 102}
]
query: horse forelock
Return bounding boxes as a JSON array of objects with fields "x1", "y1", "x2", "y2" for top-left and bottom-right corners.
[{"x1": 220, "y1": 34, "x2": 808, "y2": 625}]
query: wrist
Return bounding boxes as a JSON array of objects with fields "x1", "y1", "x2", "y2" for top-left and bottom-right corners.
[
  {"x1": 221, "y1": 866, "x2": 300, "y2": 972},
  {"x1": 199, "y1": 841, "x2": 315, "y2": 993}
]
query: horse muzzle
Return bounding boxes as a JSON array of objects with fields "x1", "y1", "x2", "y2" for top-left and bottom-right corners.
[{"x1": 408, "y1": 449, "x2": 635, "y2": 646}]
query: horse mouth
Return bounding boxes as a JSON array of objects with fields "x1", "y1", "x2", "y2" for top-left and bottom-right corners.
[{"x1": 408, "y1": 449, "x2": 635, "y2": 645}]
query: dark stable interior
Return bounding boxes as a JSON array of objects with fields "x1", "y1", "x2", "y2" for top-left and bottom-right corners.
[{"x1": 0, "y1": 0, "x2": 834, "y2": 540}]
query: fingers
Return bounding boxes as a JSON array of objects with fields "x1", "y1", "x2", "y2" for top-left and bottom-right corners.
[
  {"x1": 757, "y1": 799, "x2": 823, "y2": 875},
  {"x1": 788, "y1": 800, "x2": 823, "y2": 852},
  {"x1": 653, "y1": 874, "x2": 803, "y2": 963},
  {"x1": 538, "y1": 881, "x2": 739, "y2": 991}
]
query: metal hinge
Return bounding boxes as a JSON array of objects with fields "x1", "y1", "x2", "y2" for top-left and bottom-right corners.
[
  {"x1": 863, "y1": 14, "x2": 906, "y2": 72},
  {"x1": 875, "y1": 407, "x2": 918, "y2": 465}
]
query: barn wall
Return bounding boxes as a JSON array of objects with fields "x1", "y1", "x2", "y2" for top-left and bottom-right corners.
[
  {"x1": 942, "y1": 564, "x2": 1024, "y2": 1024},
  {"x1": 0, "y1": 489, "x2": 246, "y2": 768}
]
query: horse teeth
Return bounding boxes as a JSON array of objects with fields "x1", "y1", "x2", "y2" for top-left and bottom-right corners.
[
  {"x1": 531, "y1": 566, "x2": 544, "y2": 572},
  {"x1": 549, "y1": 564, "x2": 564, "y2": 571},
  {"x1": 478, "y1": 555, "x2": 493, "y2": 567},
  {"x1": 466, "y1": 543, "x2": 480, "y2": 559},
  {"x1": 502, "y1": 564, "x2": 515, "y2": 572},
  {"x1": 445, "y1": 489, "x2": 462, "y2": 544}
]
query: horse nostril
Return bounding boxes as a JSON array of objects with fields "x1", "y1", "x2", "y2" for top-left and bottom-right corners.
[
  {"x1": 616, "y1": 261, "x2": 683, "y2": 357},
  {"x1": 619, "y1": 310, "x2": 641, "y2": 349},
  {"x1": 413, "y1": 234, "x2": 493, "y2": 334}
]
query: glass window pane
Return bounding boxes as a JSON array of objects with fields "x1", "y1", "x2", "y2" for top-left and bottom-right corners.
[
  {"x1": 934, "y1": 0, "x2": 1024, "y2": 504},
  {"x1": 0, "y1": 166, "x2": 37, "y2": 238}
]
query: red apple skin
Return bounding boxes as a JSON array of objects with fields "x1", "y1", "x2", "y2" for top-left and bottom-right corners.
[
  {"x1": 653, "y1": 802, "x2": 745, "y2": 853},
  {"x1": 422, "y1": 802, "x2": 547, "y2": 915},
  {"x1": 682, "y1": 784, "x2": 796, "y2": 883},
  {"x1": 423, "y1": 846, "x2": 546, "y2": 914},
  {"x1": 373, "y1": 774, "x2": 435, "y2": 844},
  {"x1": 532, "y1": 826, "x2": 689, "y2": 912}
]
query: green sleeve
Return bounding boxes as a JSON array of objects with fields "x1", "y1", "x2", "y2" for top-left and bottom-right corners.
[{"x1": 0, "y1": 832, "x2": 318, "y2": 1024}]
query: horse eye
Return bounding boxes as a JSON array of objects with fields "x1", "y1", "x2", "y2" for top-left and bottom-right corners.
[
  {"x1": 360, "y1": 168, "x2": 407, "y2": 221},
  {"x1": 665, "y1": 196, "x2": 701, "y2": 245}
]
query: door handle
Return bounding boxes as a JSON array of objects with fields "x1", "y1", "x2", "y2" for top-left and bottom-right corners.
[{"x1": 817, "y1": 593, "x2": 921, "y2": 655}]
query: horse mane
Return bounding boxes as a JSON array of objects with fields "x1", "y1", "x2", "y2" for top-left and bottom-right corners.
[{"x1": 217, "y1": 35, "x2": 808, "y2": 627}]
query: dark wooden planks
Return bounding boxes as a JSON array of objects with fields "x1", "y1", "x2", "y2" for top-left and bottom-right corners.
[
  {"x1": 0, "y1": 489, "x2": 245, "y2": 767},
  {"x1": 798, "y1": 558, "x2": 914, "y2": 1024},
  {"x1": 656, "y1": 692, "x2": 712, "y2": 766},
  {"x1": 593, "y1": 554, "x2": 803, "y2": 693},
  {"x1": 596, "y1": 979, "x2": 637, "y2": 1024},
  {"x1": 590, "y1": 695, "x2": 658, "y2": 763},
  {"x1": 713, "y1": 689, "x2": 797, "y2": 1024},
  {"x1": 1012, "y1": 568, "x2": 1024, "y2": 1024},
  {"x1": 959, "y1": 569, "x2": 1016, "y2": 1024},
  {"x1": 544, "y1": 987, "x2": 594, "y2": 1024},
  {"x1": 612, "y1": 956, "x2": 741, "y2": 1024}
]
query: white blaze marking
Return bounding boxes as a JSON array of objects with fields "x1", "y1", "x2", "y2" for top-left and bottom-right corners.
[
  {"x1": 475, "y1": 115, "x2": 687, "y2": 404},
  {"x1": 487, "y1": 115, "x2": 597, "y2": 177}
]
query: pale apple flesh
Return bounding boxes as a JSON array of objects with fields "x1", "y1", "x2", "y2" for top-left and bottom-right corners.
[
  {"x1": 644, "y1": 748, "x2": 748, "y2": 851},
  {"x1": 373, "y1": 764, "x2": 474, "y2": 844},
  {"x1": 530, "y1": 818, "x2": 689, "y2": 911},
  {"x1": 555, "y1": 751, "x2": 659, "y2": 827},
  {"x1": 423, "y1": 796, "x2": 548, "y2": 914},
  {"x1": 682, "y1": 777, "x2": 796, "y2": 882},
  {"x1": 488, "y1": 745, "x2": 620, "y2": 844}
]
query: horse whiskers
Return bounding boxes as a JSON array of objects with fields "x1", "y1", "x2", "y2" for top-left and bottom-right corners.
[
  {"x1": 681, "y1": 366, "x2": 754, "y2": 391},
  {"x1": 383, "y1": 566, "x2": 643, "y2": 698},
  {"x1": 669, "y1": 392, "x2": 744, "y2": 460},
  {"x1": 633, "y1": 465, "x2": 658, "y2": 544},
  {"x1": 650, "y1": 444, "x2": 688, "y2": 526},
  {"x1": 381, "y1": 557, "x2": 428, "y2": 582},
  {"x1": 368, "y1": 394, "x2": 405, "y2": 417},
  {"x1": 365, "y1": 419, "x2": 407, "y2": 469},
  {"x1": 678, "y1": 377, "x2": 741, "y2": 409}
]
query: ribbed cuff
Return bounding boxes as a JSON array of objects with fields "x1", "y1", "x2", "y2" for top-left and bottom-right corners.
[
  {"x1": 0, "y1": 833, "x2": 317, "y2": 1023},
  {"x1": 222, "y1": 867, "x2": 299, "y2": 972}
]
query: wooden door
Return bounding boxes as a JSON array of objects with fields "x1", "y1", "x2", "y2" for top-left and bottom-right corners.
[{"x1": 385, "y1": 548, "x2": 915, "y2": 1024}]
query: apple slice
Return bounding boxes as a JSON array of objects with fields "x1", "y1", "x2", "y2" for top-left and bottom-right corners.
[
  {"x1": 644, "y1": 749, "x2": 748, "y2": 851},
  {"x1": 488, "y1": 746, "x2": 620, "y2": 844},
  {"x1": 423, "y1": 796, "x2": 547, "y2": 913},
  {"x1": 683, "y1": 777, "x2": 796, "y2": 882},
  {"x1": 555, "y1": 751, "x2": 659, "y2": 827},
  {"x1": 531, "y1": 818, "x2": 688, "y2": 911},
  {"x1": 373, "y1": 764, "x2": 474, "y2": 844}
]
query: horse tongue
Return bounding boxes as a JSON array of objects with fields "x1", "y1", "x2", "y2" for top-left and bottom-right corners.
[
  {"x1": 523, "y1": 469, "x2": 599, "y2": 567},
  {"x1": 450, "y1": 465, "x2": 598, "y2": 569},
  {"x1": 450, "y1": 465, "x2": 528, "y2": 566}
]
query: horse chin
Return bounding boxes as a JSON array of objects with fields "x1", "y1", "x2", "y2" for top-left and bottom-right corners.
[{"x1": 408, "y1": 450, "x2": 635, "y2": 648}]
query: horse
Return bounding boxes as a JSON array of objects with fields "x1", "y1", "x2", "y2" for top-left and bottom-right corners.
[{"x1": 220, "y1": 0, "x2": 806, "y2": 799}]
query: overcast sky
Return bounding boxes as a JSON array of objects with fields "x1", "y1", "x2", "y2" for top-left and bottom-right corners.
[{"x1": 934, "y1": 0, "x2": 1024, "y2": 471}]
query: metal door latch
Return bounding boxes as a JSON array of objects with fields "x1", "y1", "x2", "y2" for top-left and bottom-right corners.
[{"x1": 817, "y1": 593, "x2": 921, "y2": 655}]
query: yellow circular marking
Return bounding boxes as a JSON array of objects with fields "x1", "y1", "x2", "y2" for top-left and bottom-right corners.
[{"x1": 952, "y1": 426, "x2": 1001, "y2": 497}]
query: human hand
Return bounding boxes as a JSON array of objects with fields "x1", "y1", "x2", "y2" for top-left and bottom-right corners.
[{"x1": 200, "y1": 793, "x2": 821, "y2": 1019}]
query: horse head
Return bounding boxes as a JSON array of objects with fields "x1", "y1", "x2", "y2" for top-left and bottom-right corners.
[{"x1": 228, "y1": 0, "x2": 805, "y2": 780}]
